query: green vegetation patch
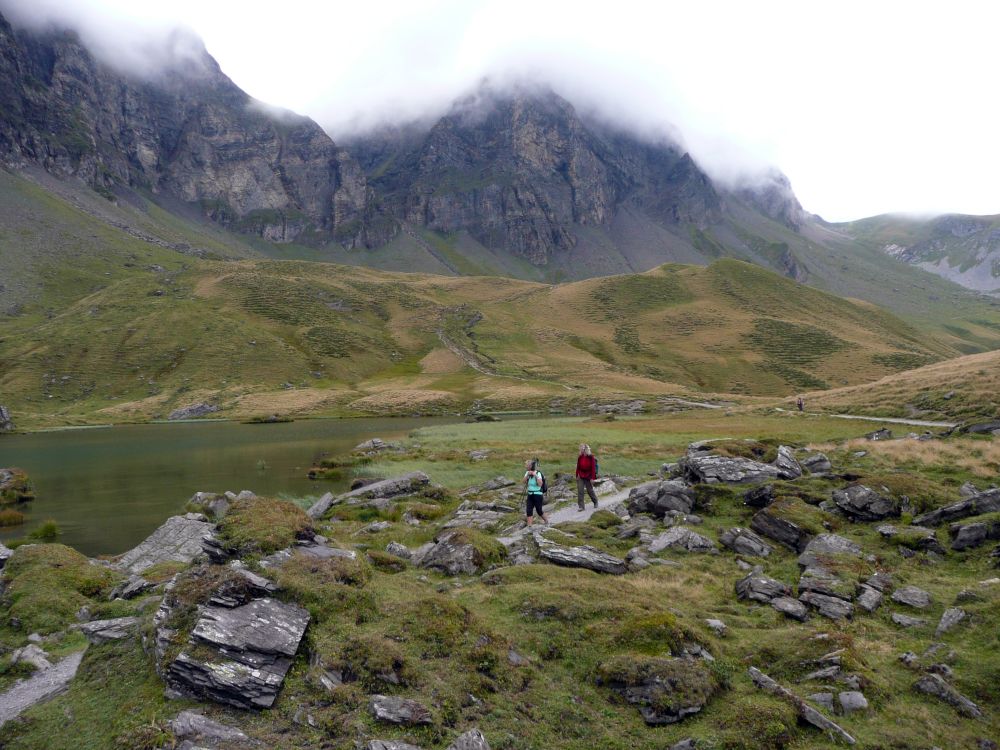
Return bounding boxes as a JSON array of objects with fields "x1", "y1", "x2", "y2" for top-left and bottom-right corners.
[
  {"x1": 744, "y1": 318, "x2": 847, "y2": 366},
  {"x1": 0, "y1": 468, "x2": 34, "y2": 504},
  {"x1": 858, "y1": 472, "x2": 954, "y2": 514},
  {"x1": 597, "y1": 654, "x2": 717, "y2": 715},
  {"x1": 2, "y1": 544, "x2": 121, "y2": 633},
  {"x1": 215, "y1": 497, "x2": 313, "y2": 556}
]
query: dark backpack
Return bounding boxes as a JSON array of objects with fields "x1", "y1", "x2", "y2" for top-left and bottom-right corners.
[
  {"x1": 540, "y1": 472, "x2": 548, "y2": 494},
  {"x1": 594, "y1": 458, "x2": 599, "y2": 478}
]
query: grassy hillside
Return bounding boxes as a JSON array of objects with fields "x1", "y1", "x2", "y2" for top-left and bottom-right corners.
[
  {"x1": 802, "y1": 350, "x2": 1000, "y2": 423},
  {"x1": 0, "y1": 246, "x2": 961, "y2": 428}
]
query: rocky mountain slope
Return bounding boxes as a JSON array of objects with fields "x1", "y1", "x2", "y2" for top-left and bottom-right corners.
[
  {"x1": 0, "y1": 10, "x2": 389, "y2": 248},
  {"x1": 841, "y1": 213, "x2": 1000, "y2": 294}
]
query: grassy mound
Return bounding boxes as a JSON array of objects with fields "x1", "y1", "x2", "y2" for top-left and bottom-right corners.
[{"x1": 215, "y1": 497, "x2": 313, "y2": 556}]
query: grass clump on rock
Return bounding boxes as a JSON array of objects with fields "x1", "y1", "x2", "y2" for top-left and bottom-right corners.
[
  {"x1": 2, "y1": 544, "x2": 121, "y2": 633},
  {"x1": 272, "y1": 553, "x2": 375, "y2": 623},
  {"x1": 216, "y1": 497, "x2": 312, "y2": 556},
  {"x1": 440, "y1": 527, "x2": 507, "y2": 569},
  {"x1": 615, "y1": 612, "x2": 692, "y2": 656},
  {"x1": 597, "y1": 654, "x2": 718, "y2": 718},
  {"x1": 0, "y1": 468, "x2": 33, "y2": 504}
]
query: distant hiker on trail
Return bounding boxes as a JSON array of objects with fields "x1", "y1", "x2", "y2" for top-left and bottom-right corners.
[
  {"x1": 523, "y1": 459, "x2": 548, "y2": 526},
  {"x1": 576, "y1": 443, "x2": 599, "y2": 511},
  {"x1": 796, "y1": 396, "x2": 805, "y2": 412}
]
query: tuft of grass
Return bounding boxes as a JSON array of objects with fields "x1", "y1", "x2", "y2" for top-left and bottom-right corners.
[
  {"x1": 0, "y1": 509, "x2": 26, "y2": 527},
  {"x1": 215, "y1": 497, "x2": 313, "y2": 556}
]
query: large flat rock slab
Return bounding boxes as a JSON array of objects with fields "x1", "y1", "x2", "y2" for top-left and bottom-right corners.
[
  {"x1": 114, "y1": 515, "x2": 215, "y2": 575},
  {"x1": 0, "y1": 650, "x2": 85, "y2": 727}
]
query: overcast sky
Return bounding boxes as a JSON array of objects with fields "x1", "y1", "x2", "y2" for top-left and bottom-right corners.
[{"x1": 5, "y1": 0, "x2": 999, "y2": 221}]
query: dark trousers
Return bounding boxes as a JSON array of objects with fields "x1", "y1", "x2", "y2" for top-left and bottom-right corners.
[{"x1": 577, "y1": 477, "x2": 598, "y2": 509}]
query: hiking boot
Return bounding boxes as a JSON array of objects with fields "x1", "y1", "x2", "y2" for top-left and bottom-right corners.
[
  {"x1": 592, "y1": 501, "x2": 599, "y2": 508},
  {"x1": 577, "y1": 505, "x2": 585, "y2": 512}
]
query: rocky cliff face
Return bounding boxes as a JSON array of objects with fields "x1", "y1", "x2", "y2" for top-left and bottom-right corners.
[
  {"x1": 0, "y1": 12, "x2": 388, "y2": 247},
  {"x1": 348, "y1": 85, "x2": 723, "y2": 265}
]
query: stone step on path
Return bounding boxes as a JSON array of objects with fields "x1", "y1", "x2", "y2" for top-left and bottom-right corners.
[
  {"x1": 0, "y1": 650, "x2": 86, "y2": 727},
  {"x1": 497, "y1": 488, "x2": 632, "y2": 546}
]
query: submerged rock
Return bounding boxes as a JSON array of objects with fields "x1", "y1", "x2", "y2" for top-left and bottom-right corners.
[
  {"x1": 166, "y1": 597, "x2": 310, "y2": 709},
  {"x1": 114, "y1": 515, "x2": 215, "y2": 575},
  {"x1": 0, "y1": 467, "x2": 33, "y2": 503}
]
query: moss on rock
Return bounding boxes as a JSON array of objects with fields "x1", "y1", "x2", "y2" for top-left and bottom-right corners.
[{"x1": 216, "y1": 497, "x2": 313, "y2": 556}]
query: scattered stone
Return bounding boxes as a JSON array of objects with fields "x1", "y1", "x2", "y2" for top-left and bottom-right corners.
[
  {"x1": 446, "y1": 729, "x2": 491, "y2": 750},
  {"x1": 507, "y1": 648, "x2": 529, "y2": 666},
  {"x1": 935, "y1": 608, "x2": 967, "y2": 636},
  {"x1": 110, "y1": 574, "x2": 154, "y2": 601},
  {"x1": 616, "y1": 515, "x2": 657, "y2": 539},
  {"x1": 419, "y1": 530, "x2": 503, "y2": 576},
  {"x1": 801, "y1": 452, "x2": 832, "y2": 474},
  {"x1": 892, "y1": 585, "x2": 932, "y2": 609},
  {"x1": 750, "y1": 507, "x2": 812, "y2": 552},
  {"x1": 899, "y1": 651, "x2": 919, "y2": 667},
  {"x1": 538, "y1": 540, "x2": 627, "y2": 575},
  {"x1": 114, "y1": 515, "x2": 215, "y2": 575},
  {"x1": 648, "y1": 526, "x2": 718, "y2": 554},
  {"x1": 385, "y1": 541, "x2": 412, "y2": 559},
  {"x1": 771, "y1": 596, "x2": 809, "y2": 621},
  {"x1": 748, "y1": 667, "x2": 855, "y2": 745},
  {"x1": 959, "y1": 481, "x2": 979, "y2": 498},
  {"x1": 798, "y1": 567, "x2": 854, "y2": 601},
  {"x1": 599, "y1": 656, "x2": 715, "y2": 725},
  {"x1": 10, "y1": 644, "x2": 52, "y2": 671},
  {"x1": 72, "y1": 616, "x2": 139, "y2": 644},
  {"x1": 954, "y1": 589, "x2": 982, "y2": 604},
  {"x1": 0, "y1": 651, "x2": 85, "y2": 728},
  {"x1": 876, "y1": 524, "x2": 945, "y2": 553},
  {"x1": 468, "y1": 449, "x2": 490, "y2": 461},
  {"x1": 865, "y1": 571, "x2": 893, "y2": 592},
  {"x1": 796, "y1": 534, "x2": 862, "y2": 568},
  {"x1": 913, "y1": 488, "x2": 1000, "y2": 527},
  {"x1": 719, "y1": 527, "x2": 772, "y2": 557},
  {"x1": 681, "y1": 454, "x2": 782, "y2": 484},
  {"x1": 832, "y1": 485, "x2": 898, "y2": 521},
  {"x1": 743, "y1": 484, "x2": 776, "y2": 509},
  {"x1": 168, "y1": 402, "x2": 219, "y2": 420},
  {"x1": 668, "y1": 740, "x2": 697, "y2": 750},
  {"x1": 705, "y1": 619, "x2": 727, "y2": 636},
  {"x1": 807, "y1": 692, "x2": 835, "y2": 712},
  {"x1": 800, "y1": 592, "x2": 854, "y2": 621},
  {"x1": 367, "y1": 741, "x2": 423, "y2": 750},
  {"x1": 736, "y1": 571, "x2": 792, "y2": 603},
  {"x1": 627, "y1": 480, "x2": 695, "y2": 517},
  {"x1": 949, "y1": 518, "x2": 1000, "y2": 551},
  {"x1": 914, "y1": 673, "x2": 983, "y2": 718},
  {"x1": 369, "y1": 694, "x2": 433, "y2": 725},
  {"x1": 774, "y1": 445, "x2": 803, "y2": 479},
  {"x1": 166, "y1": 598, "x2": 310, "y2": 709},
  {"x1": 259, "y1": 541, "x2": 356, "y2": 569},
  {"x1": 838, "y1": 691, "x2": 868, "y2": 714},
  {"x1": 891, "y1": 613, "x2": 927, "y2": 628},
  {"x1": 170, "y1": 710, "x2": 249, "y2": 744},
  {"x1": 802, "y1": 664, "x2": 840, "y2": 682},
  {"x1": 354, "y1": 438, "x2": 403, "y2": 455},
  {"x1": 865, "y1": 428, "x2": 892, "y2": 441},
  {"x1": 855, "y1": 585, "x2": 883, "y2": 613},
  {"x1": 0, "y1": 405, "x2": 14, "y2": 432},
  {"x1": 358, "y1": 521, "x2": 392, "y2": 534}
]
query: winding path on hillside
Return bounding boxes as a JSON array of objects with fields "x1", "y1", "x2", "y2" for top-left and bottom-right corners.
[
  {"x1": 775, "y1": 407, "x2": 957, "y2": 429},
  {"x1": 497, "y1": 487, "x2": 632, "y2": 546}
]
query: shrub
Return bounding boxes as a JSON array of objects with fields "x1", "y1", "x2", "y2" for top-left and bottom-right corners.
[
  {"x1": 28, "y1": 519, "x2": 60, "y2": 540},
  {"x1": 216, "y1": 497, "x2": 312, "y2": 555},
  {"x1": 0, "y1": 509, "x2": 25, "y2": 527}
]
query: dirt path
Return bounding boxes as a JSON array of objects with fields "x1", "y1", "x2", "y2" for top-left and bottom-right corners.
[
  {"x1": 0, "y1": 650, "x2": 85, "y2": 727},
  {"x1": 776, "y1": 407, "x2": 956, "y2": 429},
  {"x1": 497, "y1": 487, "x2": 632, "y2": 545}
]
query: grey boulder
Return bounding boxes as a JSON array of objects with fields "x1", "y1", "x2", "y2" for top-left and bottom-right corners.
[
  {"x1": 369, "y1": 694, "x2": 433, "y2": 725},
  {"x1": 367, "y1": 742, "x2": 423, "y2": 750},
  {"x1": 719, "y1": 527, "x2": 772, "y2": 557},
  {"x1": 750, "y1": 507, "x2": 812, "y2": 552},
  {"x1": 799, "y1": 592, "x2": 853, "y2": 621},
  {"x1": 538, "y1": 541, "x2": 627, "y2": 575},
  {"x1": 446, "y1": 729, "x2": 491, "y2": 750},
  {"x1": 627, "y1": 480, "x2": 695, "y2": 517},
  {"x1": 774, "y1": 445, "x2": 803, "y2": 479},
  {"x1": 913, "y1": 488, "x2": 1000, "y2": 527},
  {"x1": 419, "y1": 530, "x2": 502, "y2": 576},
  {"x1": 72, "y1": 616, "x2": 139, "y2": 645},
  {"x1": 801, "y1": 452, "x2": 832, "y2": 474},
  {"x1": 736, "y1": 571, "x2": 791, "y2": 603},
  {"x1": 892, "y1": 585, "x2": 932, "y2": 609},
  {"x1": 855, "y1": 585, "x2": 883, "y2": 613},
  {"x1": 935, "y1": 607, "x2": 967, "y2": 636},
  {"x1": 891, "y1": 613, "x2": 927, "y2": 628},
  {"x1": 308, "y1": 472, "x2": 431, "y2": 518},
  {"x1": 797, "y1": 534, "x2": 862, "y2": 568},
  {"x1": 832, "y1": 485, "x2": 898, "y2": 521},
  {"x1": 170, "y1": 710, "x2": 249, "y2": 744},
  {"x1": 949, "y1": 518, "x2": 1000, "y2": 551},
  {"x1": 771, "y1": 596, "x2": 809, "y2": 621},
  {"x1": 648, "y1": 526, "x2": 718, "y2": 554},
  {"x1": 114, "y1": 515, "x2": 215, "y2": 575},
  {"x1": 681, "y1": 454, "x2": 781, "y2": 484},
  {"x1": 914, "y1": 674, "x2": 982, "y2": 718},
  {"x1": 838, "y1": 691, "x2": 868, "y2": 714}
]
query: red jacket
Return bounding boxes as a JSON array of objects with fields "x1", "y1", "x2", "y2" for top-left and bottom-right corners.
[{"x1": 576, "y1": 454, "x2": 596, "y2": 480}]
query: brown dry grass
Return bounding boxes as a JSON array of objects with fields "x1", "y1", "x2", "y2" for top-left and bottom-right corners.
[{"x1": 812, "y1": 435, "x2": 1000, "y2": 478}]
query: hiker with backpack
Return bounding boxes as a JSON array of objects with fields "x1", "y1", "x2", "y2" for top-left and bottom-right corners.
[
  {"x1": 576, "y1": 443, "x2": 599, "y2": 511},
  {"x1": 523, "y1": 458, "x2": 548, "y2": 526}
]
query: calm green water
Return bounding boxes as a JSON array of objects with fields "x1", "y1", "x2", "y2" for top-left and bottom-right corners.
[{"x1": 0, "y1": 417, "x2": 456, "y2": 557}]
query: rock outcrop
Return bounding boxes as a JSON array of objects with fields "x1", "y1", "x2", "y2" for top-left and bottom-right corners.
[
  {"x1": 627, "y1": 480, "x2": 695, "y2": 517},
  {"x1": 538, "y1": 540, "x2": 627, "y2": 575},
  {"x1": 680, "y1": 454, "x2": 781, "y2": 485},
  {"x1": 114, "y1": 515, "x2": 215, "y2": 575},
  {"x1": 748, "y1": 667, "x2": 855, "y2": 745},
  {"x1": 166, "y1": 598, "x2": 310, "y2": 709},
  {"x1": 719, "y1": 527, "x2": 772, "y2": 557},
  {"x1": 0, "y1": 405, "x2": 14, "y2": 432},
  {"x1": 832, "y1": 485, "x2": 898, "y2": 521},
  {"x1": 913, "y1": 488, "x2": 1000, "y2": 527},
  {"x1": 307, "y1": 472, "x2": 431, "y2": 518},
  {"x1": 369, "y1": 694, "x2": 433, "y2": 725}
]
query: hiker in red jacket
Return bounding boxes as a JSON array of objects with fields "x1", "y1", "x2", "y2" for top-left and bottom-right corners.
[{"x1": 575, "y1": 443, "x2": 599, "y2": 511}]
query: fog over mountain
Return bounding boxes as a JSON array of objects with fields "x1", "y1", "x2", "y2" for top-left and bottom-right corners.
[{"x1": 2, "y1": 0, "x2": 999, "y2": 221}]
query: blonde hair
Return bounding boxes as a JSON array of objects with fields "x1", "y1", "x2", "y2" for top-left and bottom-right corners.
[{"x1": 580, "y1": 444, "x2": 591, "y2": 456}]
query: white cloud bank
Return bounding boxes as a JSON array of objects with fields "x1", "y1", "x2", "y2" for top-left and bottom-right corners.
[{"x1": 3, "y1": 0, "x2": 999, "y2": 221}]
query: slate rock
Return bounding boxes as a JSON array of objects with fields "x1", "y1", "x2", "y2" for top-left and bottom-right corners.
[
  {"x1": 913, "y1": 488, "x2": 1000, "y2": 527},
  {"x1": 170, "y1": 710, "x2": 249, "y2": 743},
  {"x1": 935, "y1": 607, "x2": 967, "y2": 636},
  {"x1": 949, "y1": 518, "x2": 1000, "y2": 551},
  {"x1": 419, "y1": 530, "x2": 501, "y2": 576},
  {"x1": 748, "y1": 667, "x2": 855, "y2": 745},
  {"x1": 774, "y1": 445, "x2": 803, "y2": 479},
  {"x1": 771, "y1": 596, "x2": 809, "y2": 621},
  {"x1": 308, "y1": 473, "x2": 431, "y2": 518},
  {"x1": 799, "y1": 591, "x2": 854, "y2": 620},
  {"x1": 114, "y1": 515, "x2": 215, "y2": 575},
  {"x1": 865, "y1": 428, "x2": 892, "y2": 441},
  {"x1": 892, "y1": 585, "x2": 932, "y2": 609},
  {"x1": 807, "y1": 692, "x2": 835, "y2": 712},
  {"x1": 705, "y1": 619, "x2": 727, "y2": 636},
  {"x1": 109, "y1": 574, "x2": 154, "y2": 601},
  {"x1": 798, "y1": 567, "x2": 854, "y2": 601},
  {"x1": 446, "y1": 729, "x2": 491, "y2": 750},
  {"x1": 681, "y1": 454, "x2": 782, "y2": 484},
  {"x1": 648, "y1": 526, "x2": 718, "y2": 554},
  {"x1": 538, "y1": 541, "x2": 627, "y2": 575},
  {"x1": 750, "y1": 507, "x2": 812, "y2": 552},
  {"x1": 627, "y1": 480, "x2": 695, "y2": 517},
  {"x1": 719, "y1": 527, "x2": 772, "y2": 557},
  {"x1": 259, "y1": 541, "x2": 357, "y2": 569},
  {"x1": 959, "y1": 481, "x2": 979, "y2": 498},
  {"x1": 892, "y1": 613, "x2": 927, "y2": 628},
  {"x1": 0, "y1": 542, "x2": 12, "y2": 570},
  {"x1": 385, "y1": 541, "x2": 412, "y2": 559},
  {"x1": 736, "y1": 571, "x2": 791, "y2": 603},
  {"x1": 367, "y1": 741, "x2": 423, "y2": 750},
  {"x1": 832, "y1": 485, "x2": 898, "y2": 521},
  {"x1": 838, "y1": 691, "x2": 868, "y2": 714},
  {"x1": 801, "y1": 452, "x2": 832, "y2": 474},
  {"x1": 72, "y1": 616, "x2": 139, "y2": 644},
  {"x1": 369, "y1": 694, "x2": 433, "y2": 725},
  {"x1": 743, "y1": 484, "x2": 776, "y2": 509},
  {"x1": 855, "y1": 585, "x2": 883, "y2": 613},
  {"x1": 167, "y1": 598, "x2": 310, "y2": 709},
  {"x1": 797, "y1": 534, "x2": 862, "y2": 568},
  {"x1": 865, "y1": 571, "x2": 893, "y2": 592},
  {"x1": 914, "y1": 673, "x2": 983, "y2": 718},
  {"x1": 168, "y1": 402, "x2": 219, "y2": 420},
  {"x1": 10, "y1": 644, "x2": 52, "y2": 671}
]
